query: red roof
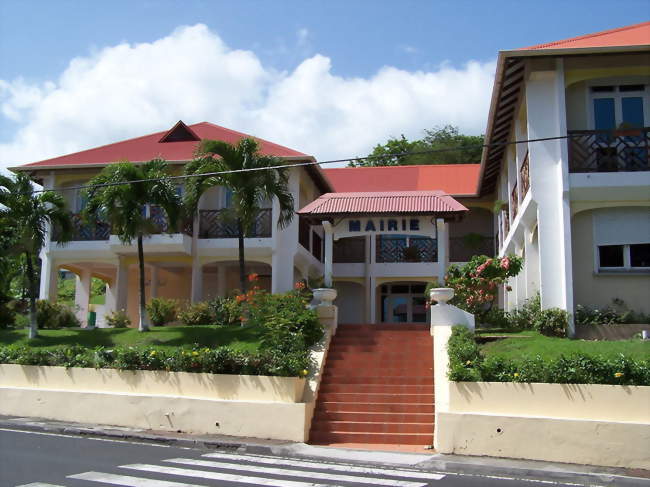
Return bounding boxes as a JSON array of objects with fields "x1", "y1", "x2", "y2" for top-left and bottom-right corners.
[
  {"x1": 298, "y1": 191, "x2": 468, "y2": 216},
  {"x1": 323, "y1": 164, "x2": 480, "y2": 196},
  {"x1": 18, "y1": 121, "x2": 311, "y2": 168},
  {"x1": 519, "y1": 21, "x2": 650, "y2": 51}
]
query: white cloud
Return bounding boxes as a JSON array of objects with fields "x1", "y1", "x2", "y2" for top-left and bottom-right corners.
[{"x1": 0, "y1": 24, "x2": 495, "y2": 172}]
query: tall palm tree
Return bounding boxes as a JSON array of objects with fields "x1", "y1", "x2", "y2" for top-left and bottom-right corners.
[
  {"x1": 0, "y1": 172, "x2": 73, "y2": 338},
  {"x1": 184, "y1": 138, "x2": 294, "y2": 292},
  {"x1": 83, "y1": 159, "x2": 182, "y2": 331}
]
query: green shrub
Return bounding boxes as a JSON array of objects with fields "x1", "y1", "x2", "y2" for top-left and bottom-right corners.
[
  {"x1": 36, "y1": 300, "x2": 80, "y2": 329},
  {"x1": 532, "y1": 308, "x2": 569, "y2": 337},
  {"x1": 178, "y1": 302, "x2": 214, "y2": 326},
  {"x1": 507, "y1": 294, "x2": 541, "y2": 331},
  {"x1": 446, "y1": 325, "x2": 649, "y2": 385},
  {"x1": 0, "y1": 298, "x2": 15, "y2": 329},
  {"x1": 105, "y1": 309, "x2": 131, "y2": 328},
  {"x1": 0, "y1": 343, "x2": 310, "y2": 377},
  {"x1": 146, "y1": 297, "x2": 179, "y2": 326},
  {"x1": 575, "y1": 302, "x2": 650, "y2": 326},
  {"x1": 208, "y1": 296, "x2": 241, "y2": 326}
]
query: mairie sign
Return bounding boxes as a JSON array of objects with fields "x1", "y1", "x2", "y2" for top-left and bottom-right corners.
[{"x1": 333, "y1": 217, "x2": 437, "y2": 239}]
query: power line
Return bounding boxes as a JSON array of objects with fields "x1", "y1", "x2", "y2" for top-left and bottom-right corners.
[{"x1": 14, "y1": 134, "x2": 573, "y2": 195}]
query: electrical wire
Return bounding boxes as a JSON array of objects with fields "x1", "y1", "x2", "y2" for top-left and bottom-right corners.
[{"x1": 13, "y1": 134, "x2": 573, "y2": 195}]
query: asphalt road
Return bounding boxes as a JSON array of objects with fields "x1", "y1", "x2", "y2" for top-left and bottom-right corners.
[{"x1": 0, "y1": 428, "x2": 632, "y2": 487}]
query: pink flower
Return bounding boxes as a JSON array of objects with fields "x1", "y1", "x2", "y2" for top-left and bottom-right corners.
[{"x1": 500, "y1": 257, "x2": 510, "y2": 270}]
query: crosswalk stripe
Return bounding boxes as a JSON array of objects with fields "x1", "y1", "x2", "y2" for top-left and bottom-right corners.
[
  {"x1": 15, "y1": 484, "x2": 66, "y2": 487},
  {"x1": 202, "y1": 451, "x2": 446, "y2": 481},
  {"x1": 165, "y1": 457, "x2": 429, "y2": 487},
  {"x1": 68, "y1": 471, "x2": 204, "y2": 487},
  {"x1": 121, "y1": 464, "x2": 333, "y2": 487}
]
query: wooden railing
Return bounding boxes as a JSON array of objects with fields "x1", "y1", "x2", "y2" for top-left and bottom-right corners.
[
  {"x1": 198, "y1": 209, "x2": 272, "y2": 238},
  {"x1": 52, "y1": 213, "x2": 111, "y2": 241},
  {"x1": 333, "y1": 236, "x2": 365, "y2": 263},
  {"x1": 520, "y1": 151, "x2": 530, "y2": 197},
  {"x1": 510, "y1": 182, "x2": 518, "y2": 221},
  {"x1": 450, "y1": 236, "x2": 494, "y2": 262},
  {"x1": 376, "y1": 236, "x2": 437, "y2": 263},
  {"x1": 568, "y1": 127, "x2": 649, "y2": 173}
]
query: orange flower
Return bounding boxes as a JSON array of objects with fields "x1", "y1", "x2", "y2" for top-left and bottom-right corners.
[
  {"x1": 235, "y1": 294, "x2": 246, "y2": 303},
  {"x1": 248, "y1": 273, "x2": 259, "y2": 282},
  {"x1": 294, "y1": 281, "x2": 306, "y2": 290}
]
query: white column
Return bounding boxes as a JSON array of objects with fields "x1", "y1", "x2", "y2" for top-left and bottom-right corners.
[
  {"x1": 75, "y1": 269, "x2": 91, "y2": 326},
  {"x1": 105, "y1": 281, "x2": 116, "y2": 314},
  {"x1": 39, "y1": 255, "x2": 58, "y2": 302},
  {"x1": 114, "y1": 257, "x2": 129, "y2": 312},
  {"x1": 436, "y1": 218, "x2": 449, "y2": 283},
  {"x1": 369, "y1": 277, "x2": 377, "y2": 324},
  {"x1": 271, "y1": 169, "x2": 300, "y2": 293},
  {"x1": 526, "y1": 60, "x2": 574, "y2": 335},
  {"x1": 322, "y1": 221, "x2": 333, "y2": 288},
  {"x1": 191, "y1": 256, "x2": 203, "y2": 303}
]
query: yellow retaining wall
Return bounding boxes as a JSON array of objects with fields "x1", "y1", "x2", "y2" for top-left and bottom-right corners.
[
  {"x1": 0, "y1": 365, "x2": 305, "y2": 403},
  {"x1": 436, "y1": 382, "x2": 650, "y2": 469}
]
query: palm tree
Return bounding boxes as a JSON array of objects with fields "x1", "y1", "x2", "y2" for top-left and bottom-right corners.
[
  {"x1": 184, "y1": 138, "x2": 294, "y2": 292},
  {"x1": 83, "y1": 159, "x2": 182, "y2": 331},
  {"x1": 0, "y1": 172, "x2": 73, "y2": 338}
]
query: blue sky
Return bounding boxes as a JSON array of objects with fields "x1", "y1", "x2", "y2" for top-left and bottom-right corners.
[{"x1": 0, "y1": 0, "x2": 648, "y2": 169}]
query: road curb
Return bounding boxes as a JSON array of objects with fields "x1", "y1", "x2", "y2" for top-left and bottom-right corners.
[{"x1": 2, "y1": 418, "x2": 648, "y2": 486}]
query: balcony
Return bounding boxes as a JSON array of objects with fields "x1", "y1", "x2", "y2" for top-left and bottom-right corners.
[
  {"x1": 199, "y1": 209, "x2": 272, "y2": 239},
  {"x1": 520, "y1": 151, "x2": 530, "y2": 197},
  {"x1": 568, "y1": 127, "x2": 649, "y2": 173},
  {"x1": 510, "y1": 182, "x2": 518, "y2": 221},
  {"x1": 333, "y1": 237, "x2": 366, "y2": 263},
  {"x1": 376, "y1": 236, "x2": 437, "y2": 263},
  {"x1": 450, "y1": 236, "x2": 494, "y2": 262},
  {"x1": 52, "y1": 213, "x2": 110, "y2": 242}
]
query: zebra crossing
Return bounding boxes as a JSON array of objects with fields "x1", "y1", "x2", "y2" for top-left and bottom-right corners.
[{"x1": 16, "y1": 451, "x2": 446, "y2": 487}]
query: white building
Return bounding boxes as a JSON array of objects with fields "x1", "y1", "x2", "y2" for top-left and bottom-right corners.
[
  {"x1": 480, "y1": 21, "x2": 650, "y2": 334},
  {"x1": 10, "y1": 22, "x2": 649, "y2": 330}
]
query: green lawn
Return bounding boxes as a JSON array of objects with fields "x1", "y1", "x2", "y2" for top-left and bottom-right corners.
[
  {"x1": 480, "y1": 331, "x2": 649, "y2": 360},
  {"x1": 0, "y1": 325, "x2": 264, "y2": 352}
]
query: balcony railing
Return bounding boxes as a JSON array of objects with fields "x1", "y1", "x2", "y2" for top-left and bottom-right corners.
[
  {"x1": 568, "y1": 127, "x2": 649, "y2": 173},
  {"x1": 376, "y1": 236, "x2": 437, "y2": 263},
  {"x1": 333, "y1": 236, "x2": 366, "y2": 263},
  {"x1": 450, "y1": 236, "x2": 494, "y2": 262},
  {"x1": 199, "y1": 209, "x2": 272, "y2": 238},
  {"x1": 149, "y1": 205, "x2": 193, "y2": 236},
  {"x1": 520, "y1": 151, "x2": 530, "y2": 197},
  {"x1": 510, "y1": 182, "x2": 518, "y2": 221},
  {"x1": 52, "y1": 213, "x2": 111, "y2": 241}
]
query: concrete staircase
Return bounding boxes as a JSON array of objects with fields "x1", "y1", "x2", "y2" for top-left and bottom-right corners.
[{"x1": 309, "y1": 323, "x2": 434, "y2": 446}]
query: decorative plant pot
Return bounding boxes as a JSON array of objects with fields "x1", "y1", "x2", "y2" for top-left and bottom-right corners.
[
  {"x1": 430, "y1": 287, "x2": 454, "y2": 305},
  {"x1": 313, "y1": 288, "x2": 337, "y2": 306}
]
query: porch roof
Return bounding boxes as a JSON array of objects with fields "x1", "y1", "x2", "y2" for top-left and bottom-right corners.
[{"x1": 298, "y1": 190, "x2": 468, "y2": 218}]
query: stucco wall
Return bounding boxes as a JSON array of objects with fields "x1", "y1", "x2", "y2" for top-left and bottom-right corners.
[{"x1": 571, "y1": 209, "x2": 650, "y2": 314}]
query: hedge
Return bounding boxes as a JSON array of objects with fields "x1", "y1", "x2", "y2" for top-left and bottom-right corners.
[
  {"x1": 448, "y1": 326, "x2": 650, "y2": 386},
  {"x1": 0, "y1": 344, "x2": 311, "y2": 377}
]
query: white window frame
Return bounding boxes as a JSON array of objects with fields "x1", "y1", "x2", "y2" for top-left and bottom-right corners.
[
  {"x1": 596, "y1": 243, "x2": 650, "y2": 273},
  {"x1": 586, "y1": 78, "x2": 650, "y2": 130}
]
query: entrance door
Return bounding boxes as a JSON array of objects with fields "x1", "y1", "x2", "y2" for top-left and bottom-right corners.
[{"x1": 381, "y1": 283, "x2": 428, "y2": 323}]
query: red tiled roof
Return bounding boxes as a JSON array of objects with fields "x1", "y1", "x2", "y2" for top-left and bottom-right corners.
[
  {"x1": 298, "y1": 191, "x2": 468, "y2": 216},
  {"x1": 519, "y1": 21, "x2": 650, "y2": 51},
  {"x1": 322, "y1": 164, "x2": 480, "y2": 196},
  {"x1": 18, "y1": 121, "x2": 311, "y2": 168}
]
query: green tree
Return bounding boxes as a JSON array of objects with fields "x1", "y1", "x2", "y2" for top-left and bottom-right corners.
[
  {"x1": 83, "y1": 160, "x2": 181, "y2": 331},
  {"x1": 350, "y1": 125, "x2": 484, "y2": 167},
  {"x1": 184, "y1": 138, "x2": 294, "y2": 292},
  {"x1": 0, "y1": 172, "x2": 72, "y2": 338}
]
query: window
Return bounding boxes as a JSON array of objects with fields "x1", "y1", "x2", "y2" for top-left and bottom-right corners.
[
  {"x1": 593, "y1": 208, "x2": 650, "y2": 273},
  {"x1": 590, "y1": 84, "x2": 647, "y2": 130},
  {"x1": 598, "y1": 244, "x2": 650, "y2": 271}
]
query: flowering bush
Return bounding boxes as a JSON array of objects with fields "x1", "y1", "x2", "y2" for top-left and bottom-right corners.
[
  {"x1": 443, "y1": 255, "x2": 523, "y2": 322},
  {"x1": 177, "y1": 302, "x2": 214, "y2": 326},
  {"x1": 105, "y1": 309, "x2": 130, "y2": 328},
  {"x1": 146, "y1": 297, "x2": 179, "y2": 326},
  {"x1": 447, "y1": 326, "x2": 650, "y2": 385}
]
